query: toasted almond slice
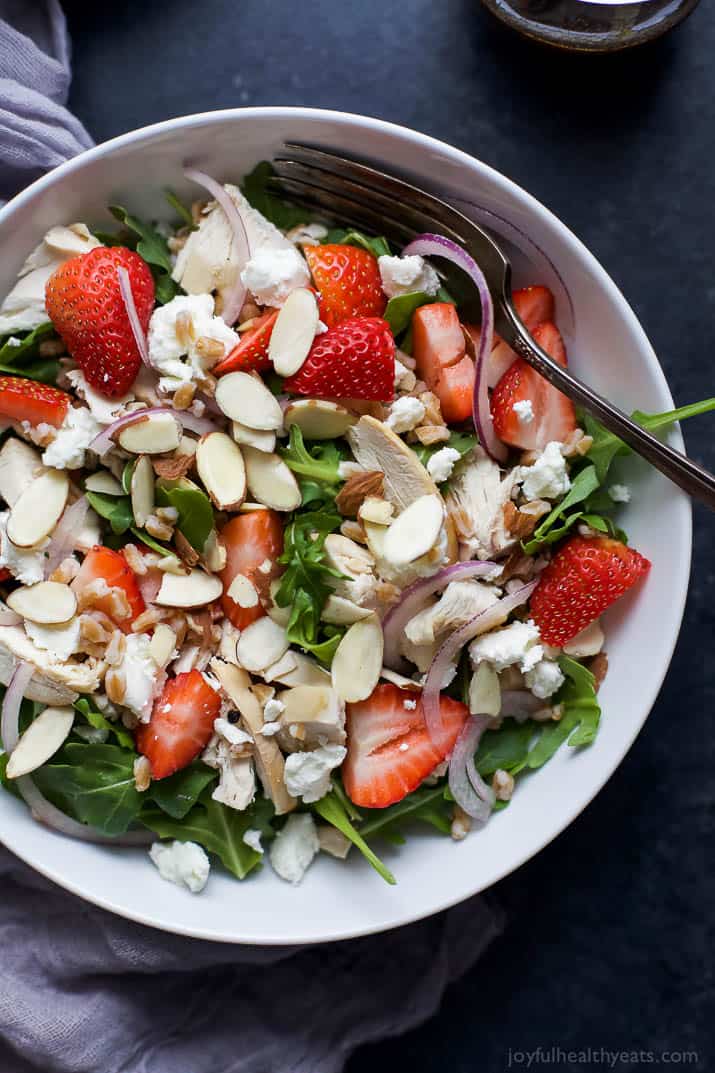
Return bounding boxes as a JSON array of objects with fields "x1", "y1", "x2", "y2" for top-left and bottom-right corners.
[
  {"x1": 7, "y1": 469, "x2": 69, "y2": 548},
  {"x1": 84, "y1": 471, "x2": 124, "y2": 496},
  {"x1": 155, "y1": 569, "x2": 223, "y2": 608},
  {"x1": 268, "y1": 287, "x2": 318, "y2": 377},
  {"x1": 0, "y1": 438, "x2": 44, "y2": 508},
  {"x1": 238, "y1": 501, "x2": 269, "y2": 513},
  {"x1": 243, "y1": 446, "x2": 301, "y2": 511},
  {"x1": 321, "y1": 594, "x2": 373, "y2": 626},
  {"x1": 284, "y1": 399, "x2": 357, "y2": 440},
  {"x1": 266, "y1": 578, "x2": 291, "y2": 627},
  {"x1": 149, "y1": 622, "x2": 176, "y2": 668},
  {"x1": 231, "y1": 422, "x2": 276, "y2": 453},
  {"x1": 272, "y1": 652, "x2": 331, "y2": 688},
  {"x1": 6, "y1": 705, "x2": 75, "y2": 778},
  {"x1": 262, "y1": 650, "x2": 298, "y2": 681},
  {"x1": 214, "y1": 371, "x2": 283, "y2": 431},
  {"x1": 196, "y1": 432, "x2": 246, "y2": 510},
  {"x1": 469, "y1": 662, "x2": 501, "y2": 717},
  {"x1": 380, "y1": 667, "x2": 421, "y2": 690},
  {"x1": 331, "y1": 613, "x2": 383, "y2": 702},
  {"x1": 236, "y1": 617, "x2": 289, "y2": 672},
  {"x1": 227, "y1": 572, "x2": 259, "y2": 608},
  {"x1": 382, "y1": 494, "x2": 444, "y2": 567},
  {"x1": 130, "y1": 454, "x2": 155, "y2": 528},
  {"x1": 278, "y1": 684, "x2": 344, "y2": 737},
  {"x1": 117, "y1": 412, "x2": 182, "y2": 454},
  {"x1": 7, "y1": 581, "x2": 77, "y2": 625},
  {"x1": 358, "y1": 496, "x2": 394, "y2": 525},
  {"x1": 200, "y1": 529, "x2": 227, "y2": 572},
  {"x1": 176, "y1": 434, "x2": 198, "y2": 457}
]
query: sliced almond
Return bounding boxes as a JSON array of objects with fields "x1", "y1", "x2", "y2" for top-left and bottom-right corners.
[
  {"x1": 155, "y1": 569, "x2": 223, "y2": 608},
  {"x1": 266, "y1": 578, "x2": 291, "y2": 627},
  {"x1": 130, "y1": 454, "x2": 155, "y2": 528},
  {"x1": 243, "y1": 447, "x2": 301, "y2": 511},
  {"x1": 262, "y1": 650, "x2": 298, "y2": 682},
  {"x1": 469, "y1": 662, "x2": 501, "y2": 717},
  {"x1": 238, "y1": 502, "x2": 269, "y2": 513},
  {"x1": 331, "y1": 613, "x2": 383, "y2": 702},
  {"x1": 0, "y1": 438, "x2": 43, "y2": 508},
  {"x1": 6, "y1": 705, "x2": 75, "y2": 779},
  {"x1": 200, "y1": 529, "x2": 227, "y2": 572},
  {"x1": 84, "y1": 471, "x2": 124, "y2": 496},
  {"x1": 358, "y1": 496, "x2": 394, "y2": 526},
  {"x1": 563, "y1": 618, "x2": 604, "y2": 658},
  {"x1": 382, "y1": 494, "x2": 444, "y2": 567},
  {"x1": 149, "y1": 623, "x2": 176, "y2": 668},
  {"x1": 268, "y1": 287, "x2": 319, "y2": 377},
  {"x1": 214, "y1": 371, "x2": 283, "y2": 431},
  {"x1": 117, "y1": 412, "x2": 182, "y2": 455},
  {"x1": 175, "y1": 435, "x2": 198, "y2": 457},
  {"x1": 284, "y1": 399, "x2": 357, "y2": 440},
  {"x1": 227, "y1": 573, "x2": 259, "y2": 608},
  {"x1": 321, "y1": 594, "x2": 373, "y2": 626},
  {"x1": 380, "y1": 666, "x2": 421, "y2": 690},
  {"x1": 231, "y1": 422, "x2": 276, "y2": 453},
  {"x1": 278, "y1": 684, "x2": 345, "y2": 742},
  {"x1": 236, "y1": 617, "x2": 289, "y2": 673},
  {"x1": 272, "y1": 651, "x2": 331, "y2": 688},
  {"x1": 7, "y1": 582, "x2": 76, "y2": 625},
  {"x1": 196, "y1": 432, "x2": 246, "y2": 510},
  {"x1": 7, "y1": 469, "x2": 69, "y2": 548}
]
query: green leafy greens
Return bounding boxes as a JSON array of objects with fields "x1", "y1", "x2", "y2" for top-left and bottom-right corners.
[
  {"x1": 279, "y1": 424, "x2": 345, "y2": 508},
  {"x1": 156, "y1": 478, "x2": 214, "y2": 552},
  {"x1": 0, "y1": 322, "x2": 62, "y2": 383},
  {"x1": 312, "y1": 792, "x2": 395, "y2": 885},
  {"x1": 322, "y1": 228, "x2": 391, "y2": 258},
  {"x1": 106, "y1": 205, "x2": 180, "y2": 304},
  {"x1": 241, "y1": 162, "x2": 309, "y2": 231}
]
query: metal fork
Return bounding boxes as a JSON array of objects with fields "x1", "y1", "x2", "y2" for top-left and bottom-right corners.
[{"x1": 270, "y1": 143, "x2": 715, "y2": 510}]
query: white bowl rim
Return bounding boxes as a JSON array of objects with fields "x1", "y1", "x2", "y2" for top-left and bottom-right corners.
[{"x1": 0, "y1": 106, "x2": 692, "y2": 944}]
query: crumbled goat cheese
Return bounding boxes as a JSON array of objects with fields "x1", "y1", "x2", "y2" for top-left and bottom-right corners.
[
  {"x1": 119, "y1": 633, "x2": 164, "y2": 722},
  {"x1": 147, "y1": 293, "x2": 238, "y2": 393},
  {"x1": 377, "y1": 523, "x2": 449, "y2": 588},
  {"x1": 263, "y1": 697, "x2": 285, "y2": 722},
  {"x1": 394, "y1": 357, "x2": 413, "y2": 389},
  {"x1": 426, "y1": 447, "x2": 461, "y2": 484},
  {"x1": 513, "y1": 399, "x2": 534, "y2": 424},
  {"x1": 41, "y1": 406, "x2": 101, "y2": 470},
  {"x1": 517, "y1": 441, "x2": 571, "y2": 501},
  {"x1": 149, "y1": 840, "x2": 210, "y2": 893},
  {"x1": 378, "y1": 254, "x2": 441, "y2": 299},
  {"x1": 316, "y1": 320, "x2": 329, "y2": 334},
  {"x1": 609, "y1": 483, "x2": 631, "y2": 503},
  {"x1": 469, "y1": 619, "x2": 543, "y2": 673},
  {"x1": 269, "y1": 813, "x2": 320, "y2": 884},
  {"x1": 0, "y1": 511, "x2": 48, "y2": 584},
  {"x1": 240, "y1": 246, "x2": 310, "y2": 307},
  {"x1": 66, "y1": 368, "x2": 134, "y2": 425},
  {"x1": 283, "y1": 743, "x2": 347, "y2": 804},
  {"x1": 404, "y1": 698, "x2": 417, "y2": 710},
  {"x1": 260, "y1": 721, "x2": 282, "y2": 737},
  {"x1": 385, "y1": 396, "x2": 426, "y2": 434},
  {"x1": 24, "y1": 618, "x2": 80, "y2": 663},
  {"x1": 287, "y1": 222, "x2": 329, "y2": 245},
  {"x1": 524, "y1": 658, "x2": 565, "y2": 699},
  {"x1": 213, "y1": 717, "x2": 253, "y2": 748},
  {"x1": 337, "y1": 461, "x2": 364, "y2": 480},
  {"x1": 242, "y1": 828, "x2": 264, "y2": 854}
]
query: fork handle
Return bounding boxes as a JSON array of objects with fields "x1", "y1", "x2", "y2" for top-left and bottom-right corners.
[{"x1": 498, "y1": 309, "x2": 715, "y2": 510}]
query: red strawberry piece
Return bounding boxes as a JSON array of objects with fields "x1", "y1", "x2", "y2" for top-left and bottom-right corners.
[
  {"x1": 45, "y1": 246, "x2": 155, "y2": 398},
  {"x1": 304, "y1": 244, "x2": 386, "y2": 329},
  {"x1": 490, "y1": 321, "x2": 576, "y2": 451},
  {"x1": 136, "y1": 669, "x2": 221, "y2": 779},
  {"x1": 219, "y1": 509, "x2": 284, "y2": 630},
  {"x1": 513, "y1": 285, "x2": 555, "y2": 330},
  {"x1": 284, "y1": 316, "x2": 395, "y2": 402},
  {"x1": 0, "y1": 375, "x2": 70, "y2": 428},
  {"x1": 411, "y1": 302, "x2": 474, "y2": 423},
  {"x1": 212, "y1": 311, "x2": 278, "y2": 377},
  {"x1": 71, "y1": 546, "x2": 146, "y2": 633},
  {"x1": 530, "y1": 535, "x2": 651, "y2": 646},
  {"x1": 343, "y1": 683, "x2": 469, "y2": 808},
  {"x1": 0, "y1": 568, "x2": 10, "y2": 582}
]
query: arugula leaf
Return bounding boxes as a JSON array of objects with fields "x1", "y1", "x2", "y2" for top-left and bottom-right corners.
[
  {"x1": 108, "y1": 205, "x2": 179, "y2": 305},
  {"x1": 164, "y1": 188, "x2": 196, "y2": 229},
  {"x1": 274, "y1": 509, "x2": 344, "y2": 660},
  {"x1": 73, "y1": 698, "x2": 135, "y2": 750},
  {"x1": 0, "y1": 323, "x2": 61, "y2": 383},
  {"x1": 322, "y1": 228, "x2": 391, "y2": 258},
  {"x1": 85, "y1": 491, "x2": 134, "y2": 536},
  {"x1": 147, "y1": 761, "x2": 217, "y2": 819},
  {"x1": 475, "y1": 722, "x2": 535, "y2": 776},
  {"x1": 521, "y1": 465, "x2": 600, "y2": 554},
  {"x1": 359, "y1": 785, "x2": 453, "y2": 839},
  {"x1": 141, "y1": 791, "x2": 274, "y2": 880},
  {"x1": 384, "y1": 291, "x2": 433, "y2": 336},
  {"x1": 241, "y1": 162, "x2": 309, "y2": 231},
  {"x1": 279, "y1": 425, "x2": 345, "y2": 507},
  {"x1": 33, "y1": 744, "x2": 142, "y2": 836},
  {"x1": 294, "y1": 624, "x2": 345, "y2": 665},
  {"x1": 121, "y1": 459, "x2": 136, "y2": 495},
  {"x1": 522, "y1": 709, "x2": 581, "y2": 770},
  {"x1": 313, "y1": 792, "x2": 396, "y2": 885},
  {"x1": 155, "y1": 477, "x2": 214, "y2": 551},
  {"x1": 129, "y1": 527, "x2": 171, "y2": 556},
  {"x1": 558, "y1": 654, "x2": 601, "y2": 747}
]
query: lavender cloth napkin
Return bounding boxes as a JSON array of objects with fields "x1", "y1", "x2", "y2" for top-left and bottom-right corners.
[{"x1": 0, "y1": 4, "x2": 502, "y2": 1070}]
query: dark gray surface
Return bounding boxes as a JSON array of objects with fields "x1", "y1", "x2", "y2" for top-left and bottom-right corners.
[{"x1": 63, "y1": 1, "x2": 714, "y2": 1069}]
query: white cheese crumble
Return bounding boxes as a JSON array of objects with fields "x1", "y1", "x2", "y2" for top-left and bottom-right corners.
[
  {"x1": 147, "y1": 293, "x2": 238, "y2": 393},
  {"x1": 242, "y1": 828, "x2": 264, "y2": 854},
  {"x1": 513, "y1": 399, "x2": 534, "y2": 424},
  {"x1": 337, "y1": 461, "x2": 364, "y2": 480},
  {"x1": 263, "y1": 697, "x2": 285, "y2": 722},
  {"x1": 66, "y1": 368, "x2": 134, "y2": 425},
  {"x1": 260, "y1": 721, "x2": 282, "y2": 737},
  {"x1": 609, "y1": 483, "x2": 631, "y2": 503},
  {"x1": 524, "y1": 659, "x2": 565, "y2": 699},
  {"x1": 41, "y1": 406, "x2": 101, "y2": 470},
  {"x1": 240, "y1": 246, "x2": 310, "y2": 307},
  {"x1": 118, "y1": 633, "x2": 164, "y2": 722},
  {"x1": 269, "y1": 813, "x2": 320, "y2": 884},
  {"x1": 0, "y1": 511, "x2": 48, "y2": 584},
  {"x1": 469, "y1": 619, "x2": 543, "y2": 673},
  {"x1": 149, "y1": 840, "x2": 210, "y2": 893},
  {"x1": 517, "y1": 441, "x2": 571, "y2": 501},
  {"x1": 213, "y1": 717, "x2": 253, "y2": 748},
  {"x1": 404, "y1": 698, "x2": 417, "y2": 710},
  {"x1": 378, "y1": 254, "x2": 440, "y2": 299},
  {"x1": 385, "y1": 395, "x2": 426, "y2": 434},
  {"x1": 426, "y1": 446, "x2": 461, "y2": 484},
  {"x1": 283, "y1": 743, "x2": 347, "y2": 804},
  {"x1": 25, "y1": 618, "x2": 80, "y2": 663}
]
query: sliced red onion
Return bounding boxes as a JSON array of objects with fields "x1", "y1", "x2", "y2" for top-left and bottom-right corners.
[
  {"x1": 402, "y1": 233, "x2": 506, "y2": 463},
  {"x1": 448, "y1": 714, "x2": 494, "y2": 822},
  {"x1": 500, "y1": 690, "x2": 546, "y2": 721},
  {"x1": 422, "y1": 579, "x2": 538, "y2": 743},
  {"x1": 1, "y1": 660, "x2": 34, "y2": 752},
  {"x1": 44, "y1": 495, "x2": 90, "y2": 578},
  {"x1": 0, "y1": 610, "x2": 21, "y2": 626},
  {"x1": 382, "y1": 560, "x2": 498, "y2": 673},
  {"x1": 184, "y1": 168, "x2": 249, "y2": 326},
  {"x1": 173, "y1": 408, "x2": 219, "y2": 435},
  {"x1": 117, "y1": 265, "x2": 151, "y2": 369}
]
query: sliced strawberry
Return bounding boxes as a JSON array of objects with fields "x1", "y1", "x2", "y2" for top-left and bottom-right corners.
[
  {"x1": 531, "y1": 535, "x2": 651, "y2": 646},
  {"x1": 412, "y1": 302, "x2": 474, "y2": 422},
  {"x1": 71, "y1": 546, "x2": 146, "y2": 632},
  {"x1": 0, "y1": 376, "x2": 70, "y2": 428},
  {"x1": 136, "y1": 670, "x2": 221, "y2": 779},
  {"x1": 490, "y1": 321, "x2": 576, "y2": 450},
  {"x1": 343, "y1": 683, "x2": 469, "y2": 808},
  {"x1": 0, "y1": 568, "x2": 10, "y2": 582},
  {"x1": 219, "y1": 509, "x2": 284, "y2": 630},
  {"x1": 513, "y1": 285, "x2": 555, "y2": 330},
  {"x1": 212, "y1": 311, "x2": 278, "y2": 377},
  {"x1": 283, "y1": 316, "x2": 394, "y2": 402},
  {"x1": 305, "y1": 244, "x2": 386, "y2": 329}
]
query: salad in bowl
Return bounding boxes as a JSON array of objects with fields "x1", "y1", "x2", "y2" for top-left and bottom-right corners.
[{"x1": 0, "y1": 160, "x2": 708, "y2": 895}]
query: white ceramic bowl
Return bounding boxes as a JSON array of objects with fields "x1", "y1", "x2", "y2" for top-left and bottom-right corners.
[{"x1": 0, "y1": 108, "x2": 691, "y2": 944}]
